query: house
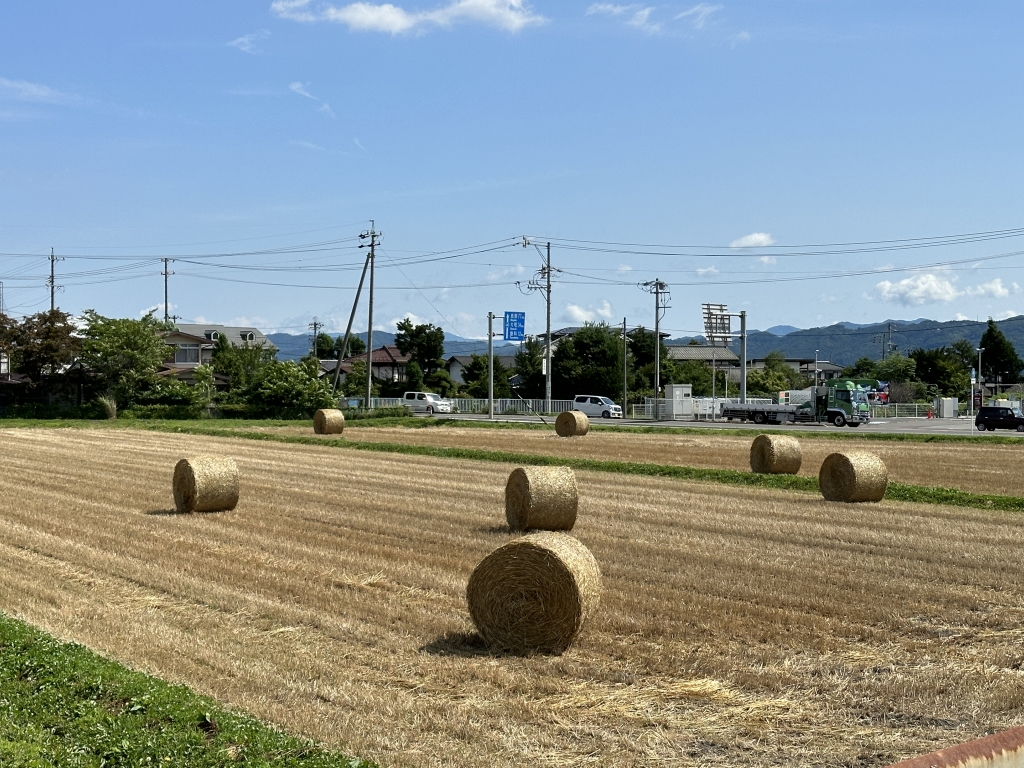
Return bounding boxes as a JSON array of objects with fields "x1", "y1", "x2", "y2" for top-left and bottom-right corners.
[
  {"x1": 446, "y1": 355, "x2": 516, "y2": 385},
  {"x1": 160, "y1": 323, "x2": 274, "y2": 384},
  {"x1": 746, "y1": 357, "x2": 843, "y2": 381},
  {"x1": 321, "y1": 346, "x2": 412, "y2": 384}
]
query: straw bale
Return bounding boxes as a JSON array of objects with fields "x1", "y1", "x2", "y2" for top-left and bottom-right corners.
[
  {"x1": 749, "y1": 434, "x2": 802, "y2": 475},
  {"x1": 555, "y1": 410, "x2": 590, "y2": 437},
  {"x1": 173, "y1": 456, "x2": 239, "y2": 513},
  {"x1": 505, "y1": 466, "x2": 578, "y2": 531},
  {"x1": 818, "y1": 451, "x2": 888, "y2": 503},
  {"x1": 313, "y1": 408, "x2": 345, "y2": 435},
  {"x1": 466, "y1": 531, "x2": 602, "y2": 655}
]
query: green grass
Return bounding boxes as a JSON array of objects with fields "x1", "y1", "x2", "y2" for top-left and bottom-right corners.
[{"x1": 0, "y1": 612, "x2": 372, "y2": 767}]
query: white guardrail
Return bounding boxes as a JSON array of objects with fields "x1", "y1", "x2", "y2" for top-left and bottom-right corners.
[{"x1": 344, "y1": 397, "x2": 576, "y2": 414}]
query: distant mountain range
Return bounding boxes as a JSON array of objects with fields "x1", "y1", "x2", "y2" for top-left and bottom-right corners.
[
  {"x1": 267, "y1": 331, "x2": 520, "y2": 361},
  {"x1": 668, "y1": 315, "x2": 1024, "y2": 366}
]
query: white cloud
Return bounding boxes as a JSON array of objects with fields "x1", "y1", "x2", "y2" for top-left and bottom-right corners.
[
  {"x1": 272, "y1": 0, "x2": 545, "y2": 34},
  {"x1": 876, "y1": 273, "x2": 960, "y2": 306},
  {"x1": 586, "y1": 4, "x2": 660, "y2": 33},
  {"x1": 696, "y1": 265, "x2": 718, "y2": 275},
  {"x1": 228, "y1": 30, "x2": 271, "y2": 53},
  {"x1": 564, "y1": 300, "x2": 613, "y2": 323},
  {"x1": 289, "y1": 82, "x2": 334, "y2": 116},
  {"x1": 617, "y1": 264, "x2": 633, "y2": 273},
  {"x1": 0, "y1": 77, "x2": 80, "y2": 105},
  {"x1": 730, "y1": 30, "x2": 751, "y2": 46},
  {"x1": 730, "y1": 232, "x2": 775, "y2": 248},
  {"x1": 389, "y1": 311, "x2": 429, "y2": 328},
  {"x1": 486, "y1": 263, "x2": 525, "y2": 281},
  {"x1": 997, "y1": 310, "x2": 1019, "y2": 320},
  {"x1": 964, "y1": 278, "x2": 1010, "y2": 299},
  {"x1": 354, "y1": 138, "x2": 367, "y2": 152},
  {"x1": 289, "y1": 139, "x2": 326, "y2": 150},
  {"x1": 675, "y1": 3, "x2": 721, "y2": 29},
  {"x1": 758, "y1": 255, "x2": 776, "y2": 266},
  {"x1": 1014, "y1": 282, "x2": 1022, "y2": 294},
  {"x1": 954, "y1": 313, "x2": 969, "y2": 321}
]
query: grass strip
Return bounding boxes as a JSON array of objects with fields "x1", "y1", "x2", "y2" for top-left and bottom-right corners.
[
  {"x1": 127, "y1": 421, "x2": 1024, "y2": 513},
  {"x1": 0, "y1": 612, "x2": 372, "y2": 768}
]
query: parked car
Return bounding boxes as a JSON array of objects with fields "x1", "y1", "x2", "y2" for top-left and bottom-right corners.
[
  {"x1": 975, "y1": 405, "x2": 1024, "y2": 432},
  {"x1": 572, "y1": 395, "x2": 623, "y2": 419},
  {"x1": 403, "y1": 391, "x2": 452, "y2": 415}
]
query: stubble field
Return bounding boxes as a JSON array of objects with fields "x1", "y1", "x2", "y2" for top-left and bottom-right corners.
[{"x1": 2, "y1": 425, "x2": 1024, "y2": 767}]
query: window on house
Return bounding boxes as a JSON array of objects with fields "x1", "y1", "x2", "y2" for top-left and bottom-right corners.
[
  {"x1": 175, "y1": 344, "x2": 200, "y2": 364},
  {"x1": 242, "y1": 331, "x2": 255, "y2": 342},
  {"x1": 205, "y1": 331, "x2": 220, "y2": 342}
]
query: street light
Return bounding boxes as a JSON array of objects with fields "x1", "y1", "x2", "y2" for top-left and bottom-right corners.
[{"x1": 975, "y1": 347, "x2": 984, "y2": 433}]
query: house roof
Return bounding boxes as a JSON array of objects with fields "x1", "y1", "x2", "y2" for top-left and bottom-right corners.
[
  {"x1": 341, "y1": 345, "x2": 411, "y2": 366},
  {"x1": 666, "y1": 345, "x2": 739, "y2": 362},
  {"x1": 173, "y1": 323, "x2": 274, "y2": 349},
  {"x1": 447, "y1": 355, "x2": 517, "y2": 368}
]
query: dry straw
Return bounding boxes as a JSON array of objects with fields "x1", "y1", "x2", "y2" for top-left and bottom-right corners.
[
  {"x1": 749, "y1": 434, "x2": 802, "y2": 475},
  {"x1": 466, "y1": 531, "x2": 602, "y2": 655},
  {"x1": 505, "y1": 466, "x2": 578, "y2": 531},
  {"x1": 555, "y1": 410, "x2": 590, "y2": 437},
  {"x1": 819, "y1": 451, "x2": 888, "y2": 503},
  {"x1": 173, "y1": 456, "x2": 239, "y2": 513},
  {"x1": 313, "y1": 408, "x2": 345, "y2": 435}
]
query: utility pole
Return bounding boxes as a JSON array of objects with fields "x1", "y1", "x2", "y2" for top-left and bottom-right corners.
[
  {"x1": 47, "y1": 248, "x2": 63, "y2": 311},
  {"x1": 0, "y1": 280, "x2": 4, "y2": 316},
  {"x1": 361, "y1": 222, "x2": 380, "y2": 408},
  {"x1": 161, "y1": 258, "x2": 175, "y2": 323},
  {"x1": 308, "y1": 317, "x2": 324, "y2": 358},
  {"x1": 331, "y1": 251, "x2": 371, "y2": 394},
  {"x1": 622, "y1": 317, "x2": 628, "y2": 419},
  {"x1": 641, "y1": 279, "x2": 670, "y2": 420},
  {"x1": 488, "y1": 312, "x2": 495, "y2": 419},
  {"x1": 739, "y1": 310, "x2": 747, "y2": 404},
  {"x1": 518, "y1": 238, "x2": 558, "y2": 414}
]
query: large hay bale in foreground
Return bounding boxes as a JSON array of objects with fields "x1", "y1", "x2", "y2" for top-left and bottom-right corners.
[
  {"x1": 749, "y1": 434, "x2": 802, "y2": 474},
  {"x1": 505, "y1": 466, "x2": 578, "y2": 531},
  {"x1": 467, "y1": 532, "x2": 602, "y2": 655},
  {"x1": 555, "y1": 410, "x2": 589, "y2": 437},
  {"x1": 313, "y1": 408, "x2": 345, "y2": 435},
  {"x1": 173, "y1": 456, "x2": 239, "y2": 513},
  {"x1": 884, "y1": 725, "x2": 1024, "y2": 767},
  {"x1": 819, "y1": 451, "x2": 888, "y2": 503}
]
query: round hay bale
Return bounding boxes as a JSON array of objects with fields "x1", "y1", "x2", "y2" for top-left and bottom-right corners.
[
  {"x1": 173, "y1": 456, "x2": 239, "y2": 513},
  {"x1": 467, "y1": 532, "x2": 602, "y2": 655},
  {"x1": 313, "y1": 408, "x2": 345, "y2": 435},
  {"x1": 505, "y1": 466, "x2": 578, "y2": 532},
  {"x1": 555, "y1": 410, "x2": 590, "y2": 437},
  {"x1": 749, "y1": 434, "x2": 802, "y2": 474},
  {"x1": 818, "y1": 451, "x2": 888, "y2": 503}
]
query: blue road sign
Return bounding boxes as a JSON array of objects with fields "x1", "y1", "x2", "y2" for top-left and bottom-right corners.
[{"x1": 504, "y1": 311, "x2": 526, "y2": 341}]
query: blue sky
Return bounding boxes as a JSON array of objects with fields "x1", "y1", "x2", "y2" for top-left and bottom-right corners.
[{"x1": 2, "y1": 1, "x2": 1023, "y2": 339}]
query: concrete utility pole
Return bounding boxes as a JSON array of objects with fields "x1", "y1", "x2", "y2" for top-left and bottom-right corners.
[
  {"x1": 739, "y1": 310, "x2": 747, "y2": 404},
  {"x1": 518, "y1": 238, "x2": 557, "y2": 414},
  {"x1": 361, "y1": 222, "x2": 379, "y2": 407},
  {"x1": 47, "y1": 248, "x2": 63, "y2": 311},
  {"x1": 976, "y1": 346, "x2": 985, "y2": 430},
  {"x1": 308, "y1": 317, "x2": 324, "y2": 358},
  {"x1": 161, "y1": 258, "x2": 175, "y2": 323},
  {"x1": 622, "y1": 317, "x2": 628, "y2": 418},
  {"x1": 331, "y1": 251, "x2": 371, "y2": 394},
  {"x1": 488, "y1": 312, "x2": 495, "y2": 419},
  {"x1": 641, "y1": 279, "x2": 670, "y2": 420}
]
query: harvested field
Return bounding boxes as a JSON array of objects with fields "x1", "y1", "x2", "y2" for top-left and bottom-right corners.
[{"x1": 2, "y1": 426, "x2": 1024, "y2": 767}]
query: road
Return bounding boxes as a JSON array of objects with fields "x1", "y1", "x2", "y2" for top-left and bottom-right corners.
[{"x1": 435, "y1": 412, "x2": 1002, "y2": 436}]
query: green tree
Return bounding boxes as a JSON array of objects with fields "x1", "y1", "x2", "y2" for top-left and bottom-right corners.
[
  {"x1": 341, "y1": 359, "x2": 377, "y2": 398},
  {"x1": 841, "y1": 357, "x2": 879, "y2": 379},
  {"x1": 394, "y1": 319, "x2": 445, "y2": 373},
  {"x1": 335, "y1": 334, "x2": 365, "y2": 359},
  {"x1": 909, "y1": 346, "x2": 970, "y2": 397},
  {"x1": 626, "y1": 327, "x2": 675, "y2": 397},
  {"x1": 513, "y1": 336, "x2": 546, "y2": 399},
  {"x1": 553, "y1": 323, "x2": 623, "y2": 399},
  {"x1": 948, "y1": 339, "x2": 977, "y2": 374},
  {"x1": 79, "y1": 311, "x2": 168, "y2": 408},
  {"x1": 241, "y1": 359, "x2": 335, "y2": 418},
  {"x1": 10, "y1": 310, "x2": 81, "y2": 383},
  {"x1": 314, "y1": 332, "x2": 336, "y2": 359},
  {"x1": 424, "y1": 368, "x2": 458, "y2": 397},
  {"x1": 460, "y1": 354, "x2": 510, "y2": 398},
  {"x1": 876, "y1": 353, "x2": 916, "y2": 383},
  {"x1": 979, "y1": 318, "x2": 1023, "y2": 384},
  {"x1": 211, "y1": 336, "x2": 276, "y2": 391},
  {"x1": 404, "y1": 360, "x2": 425, "y2": 392}
]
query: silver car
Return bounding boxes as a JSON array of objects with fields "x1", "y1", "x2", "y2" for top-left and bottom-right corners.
[
  {"x1": 403, "y1": 391, "x2": 452, "y2": 415},
  {"x1": 572, "y1": 395, "x2": 623, "y2": 419}
]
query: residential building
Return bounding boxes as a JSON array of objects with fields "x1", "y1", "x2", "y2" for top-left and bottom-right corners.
[
  {"x1": 160, "y1": 323, "x2": 274, "y2": 384},
  {"x1": 446, "y1": 355, "x2": 516, "y2": 385}
]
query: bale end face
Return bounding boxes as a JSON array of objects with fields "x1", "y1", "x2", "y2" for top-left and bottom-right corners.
[
  {"x1": 505, "y1": 466, "x2": 578, "y2": 532},
  {"x1": 555, "y1": 410, "x2": 590, "y2": 438},
  {"x1": 313, "y1": 408, "x2": 345, "y2": 435},
  {"x1": 819, "y1": 451, "x2": 888, "y2": 503},
  {"x1": 467, "y1": 532, "x2": 601, "y2": 655},
  {"x1": 173, "y1": 456, "x2": 239, "y2": 513},
  {"x1": 749, "y1": 434, "x2": 802, "y2": 475}
]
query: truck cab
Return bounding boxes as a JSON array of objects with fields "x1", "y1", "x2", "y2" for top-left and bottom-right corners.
[{"x1": 790, "y1": 383, "x2": 871, "y2": 427}]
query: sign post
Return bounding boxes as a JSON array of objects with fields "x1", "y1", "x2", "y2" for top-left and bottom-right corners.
[{"x1": 503, "y1": 312, "x2": 525, "y2": 342}]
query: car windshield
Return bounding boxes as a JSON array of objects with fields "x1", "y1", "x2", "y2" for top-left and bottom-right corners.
[
  {"x1": 1015, "y1": 409, "x2": 1023, "y2": 417},
  {"x1": 601, "y1": 398, "x2": 614, "y2": 405}
]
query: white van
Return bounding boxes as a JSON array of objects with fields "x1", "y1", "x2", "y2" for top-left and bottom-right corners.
[
  {"x1": 572, "y1": 395, "x2": 622, "y2": 419},
  {"x1": 403, "y1": 391, "x2": 452, "y2": 415}
]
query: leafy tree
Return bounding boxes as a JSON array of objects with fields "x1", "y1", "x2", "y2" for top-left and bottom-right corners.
[
  {"x1": 241, "y1": 358, "x2": 335, "y2": 418},
  {"x1": 876, "y1": 353, "x2": 916, "y2": 383},
  {"x1": 460, "y1": 353, "x2": 510, "y2": 398},
  {"x1": 395, "y1": 319, "x2": 445, "y2": 373},
  {"x1": 405, "y1": 361, "x2": 425, "y2": 392},
  {"x1": 909, "y1": 346, "x2": 970, "y2": 397},
  {"x1": 513, "y1": 336, "x2": 546, "y2": 399},
  {"x1": 672, "y1": 359, "x2": 729, "y2": 397},
  {"x1": 314, "y1": 332, "x2": 336, "y2": 360},
  {"x1": 626, "y1": 327, "x2": 674, "y2": 397},
  {"x1": 841, "y1": 357, "x2": 879, "y2": 379},
  {"x1": 335, "y1": 334, "x2": 365, "y2": 358},
  {"x1": 211, "y1": 336, "x2": 276, "y2": 391},
  {"x1": 424, "y1": 368, "x2": 458, "y2": 397},
  {"x1": 79, "y1": 311, "x2": 167, "y2": 408},
  {"x1": 10, "y1": 310, "x2": 81, "y2": 383},
  {"x1": 948, "y1": 339, "x2": 977, "y2": 374},
  {"x1": 341, "y1": 359, "x2": 377, "y2": 398},
  {"x1": 979, "y1": 318, "x2": 1023, "y2": 384},
  {"x1": 553, "y1": 323, "x2": 623, "y2": 399}
]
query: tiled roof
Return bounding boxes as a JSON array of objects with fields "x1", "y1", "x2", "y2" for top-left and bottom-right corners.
[{"x1": 666, "y1": 345, "x2": 739, "y2": 362}]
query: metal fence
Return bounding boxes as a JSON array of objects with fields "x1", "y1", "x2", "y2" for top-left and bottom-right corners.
[
  {"x1": 631, "y1": 397, "x2": 773, "y2": 420},
  {"x1": 351, "y1": 397, "x2": 576, "y2": 415}
]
